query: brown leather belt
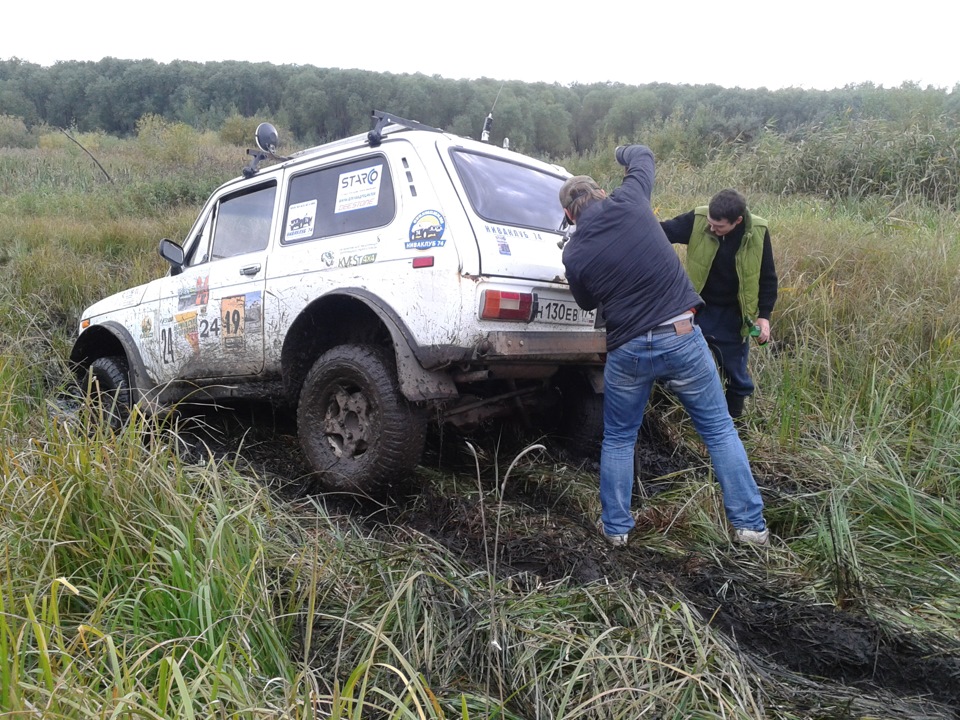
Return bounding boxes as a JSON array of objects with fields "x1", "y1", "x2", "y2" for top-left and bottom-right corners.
[{"x1": 648, "y1": 317, "x2": 695, "y2": 337}]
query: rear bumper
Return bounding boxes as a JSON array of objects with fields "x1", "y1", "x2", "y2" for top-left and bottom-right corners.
[
  {"x1": 415, "y1": 330, "x2": 607, "y2": 369},
  {"x1": 478, "y1": 330, "x2": 607, "y2": 361}
]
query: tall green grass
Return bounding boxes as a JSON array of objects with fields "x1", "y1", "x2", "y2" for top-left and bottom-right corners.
[
  {"x1": 0, "y1": 402, "x2": 787, "y2": 717},
  {"x1": 0, "y1": 121, "x2": 243, "y2": 222}
]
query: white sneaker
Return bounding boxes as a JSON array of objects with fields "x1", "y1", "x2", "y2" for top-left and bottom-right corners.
[
  {"x1": 597, "y1": 519, "x2": 629, "y2": 547},
  {"x1": 734, "y1": 527, "x2": 770, "y2": 546}
]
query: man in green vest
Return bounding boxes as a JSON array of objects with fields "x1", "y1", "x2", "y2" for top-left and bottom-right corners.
[{"x1": 660, "y1": 189, "x2": 778, "y2": 419}]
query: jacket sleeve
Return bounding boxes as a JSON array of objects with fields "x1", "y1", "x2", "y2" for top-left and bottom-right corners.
[
  {"x1": 660, "y1": 211, "x2": 695, "y2": 245},
  {"x1": 758, "y1": 229, "x2": 778, "y2": 320},
  {"x1": 614, "y1": 145, "x2": 655, "y2": 204}
]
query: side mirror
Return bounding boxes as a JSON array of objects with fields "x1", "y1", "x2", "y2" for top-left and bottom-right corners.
[{"x1": 158, "y1": 238, "x2": 185, "y2": 275}]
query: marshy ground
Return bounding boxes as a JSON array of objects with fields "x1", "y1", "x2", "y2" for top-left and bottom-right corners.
[{"x1": 176, "y1": 399, "x2": 960, "y2": 719}]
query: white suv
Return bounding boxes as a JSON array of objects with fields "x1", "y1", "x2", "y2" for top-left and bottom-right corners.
[{"x1": 70, "y1": 111, "x2": 606, "y2": 491}]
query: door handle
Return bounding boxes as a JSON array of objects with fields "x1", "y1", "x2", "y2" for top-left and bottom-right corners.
[{"x1": 240, "y1": 264, "x2": 261, "y2": 276}]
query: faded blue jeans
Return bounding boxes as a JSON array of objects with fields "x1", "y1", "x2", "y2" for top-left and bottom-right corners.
[{"x1": 599, "y1": 324, "x2": 766, "y2": 535}]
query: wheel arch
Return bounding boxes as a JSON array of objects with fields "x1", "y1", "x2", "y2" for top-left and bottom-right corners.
[
  {"x1": 280, "y1": 289, "x2": 457, "y2": 405},
  {"x1": 69, "y1": 322, "x2": 153, "y2": 402}
]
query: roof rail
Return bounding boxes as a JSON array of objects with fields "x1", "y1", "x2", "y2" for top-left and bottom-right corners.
[{"x1": 367, "y1": 110, "x2": 443, "y2": 147}]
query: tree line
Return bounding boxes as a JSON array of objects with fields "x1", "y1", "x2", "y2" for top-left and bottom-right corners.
[{"x1": 2, "y1": 57, "x2": 958, "y2": 158}]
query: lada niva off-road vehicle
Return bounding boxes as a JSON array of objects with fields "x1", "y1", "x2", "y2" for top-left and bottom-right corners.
[{"x1": 70, "y1": 111, "x2": 607, "y2": 492}]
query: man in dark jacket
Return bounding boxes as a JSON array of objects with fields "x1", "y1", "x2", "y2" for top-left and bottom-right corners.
[
  {"x1": 660, "y1": 189, "x2": 778, "y2": 418},
  {"x1": 561, "y1": 145, "x2": 768, "y2": 547}
]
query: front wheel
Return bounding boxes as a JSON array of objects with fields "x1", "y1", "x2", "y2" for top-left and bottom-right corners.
[
  {"x1": 86, "y1": 355, "x2": 131, "y2": 429},
  {"x1": 297, "y1": 344, "x2": 426, "y2": 494}
]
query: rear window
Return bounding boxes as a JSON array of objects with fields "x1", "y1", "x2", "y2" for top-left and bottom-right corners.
[{"x1": 451, "y1": 151, "x2": 566, "y2": 233}]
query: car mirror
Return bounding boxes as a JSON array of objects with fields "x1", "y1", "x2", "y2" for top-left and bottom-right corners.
[{"x1": 158, "y1": 238, "x2": 185, "y2": 275}]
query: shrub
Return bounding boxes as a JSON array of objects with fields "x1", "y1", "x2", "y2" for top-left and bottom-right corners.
[
  {"x1": 738, "y1": 116, "x2": 960, "y2": 210},
  {"x1": 219, "y1": 114, "x2": 262, "y2": 146},
  {"x1": 0, "y1": 114, "x2": 35, "y2": 148},
  {"x1": 136, "y1": 114, "x2": 204, "y2": 166}
]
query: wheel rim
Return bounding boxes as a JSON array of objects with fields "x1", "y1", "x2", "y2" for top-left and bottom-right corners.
[{"x1": 322, "y1": 383, "x2": 374, "y2": 459}]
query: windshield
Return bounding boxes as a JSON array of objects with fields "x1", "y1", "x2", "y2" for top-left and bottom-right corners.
[{"x1": 451, "y1": 150, "x2": 566, "y2": 233}]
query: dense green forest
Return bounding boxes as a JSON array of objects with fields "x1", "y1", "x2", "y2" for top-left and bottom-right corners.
[
  {"x1": 2, "y1": 57, "x2": 958, "y2": 151},
  {"x1": 2, "y1": 57, "x2": 959, "y2": 210}
]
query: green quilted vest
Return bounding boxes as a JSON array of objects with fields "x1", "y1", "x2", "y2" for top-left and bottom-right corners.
[{"x1": 685, "y1": 206, "x2": 768, "y2": 337}]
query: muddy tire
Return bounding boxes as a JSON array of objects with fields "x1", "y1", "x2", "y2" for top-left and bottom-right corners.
[
  {"x1": 87, "y1": 355, "x2": 131, "y2": 429},
  {"x1": 297, "y1": 344, "x2": 426, "y2": 494},
  {"x1": 554, "y1": 372, "x2": 604, "y2": 459}
]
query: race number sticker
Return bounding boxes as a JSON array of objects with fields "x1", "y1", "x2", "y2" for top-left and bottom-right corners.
[
  {"x1": 286, "y1": 199, "x2": 317, "y2": 241},
  {"x1": 335, "y1": 164, "x2": 383, "y2": 214},
  {"x1": 221, "y1": 295, "x2": 247, "y2": 352}
]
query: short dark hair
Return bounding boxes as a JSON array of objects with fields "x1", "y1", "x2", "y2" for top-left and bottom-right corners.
[{"x1": 708, "y1": 189, "x2": 747, "y2": 223}]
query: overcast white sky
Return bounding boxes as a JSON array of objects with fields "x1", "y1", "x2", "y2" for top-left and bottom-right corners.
[{"x1": 7, "y1": 1, "x2": 958, "y2": 91}]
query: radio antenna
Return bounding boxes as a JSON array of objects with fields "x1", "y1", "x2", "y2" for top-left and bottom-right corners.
[{"x1": 481, "y1": 82, "x2": 506, "y2": 143}]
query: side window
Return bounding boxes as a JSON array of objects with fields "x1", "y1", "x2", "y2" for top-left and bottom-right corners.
[
  {"x1": 282, "y1": 156, "x2": 395, "y2": 244},
  {"x1": 209, "y1": 182, "x2": 278, "y2": 261}
]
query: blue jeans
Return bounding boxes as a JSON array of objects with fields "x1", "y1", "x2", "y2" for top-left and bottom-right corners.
[
  {"x1": 599, "y1": 325, "x2": 766, "y2": 535},
  {"x1": 697, "y1": 303, "x2": 754, "y2": 404}
]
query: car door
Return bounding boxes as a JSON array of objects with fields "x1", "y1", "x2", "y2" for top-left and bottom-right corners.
[{"x1": 153, "y1": 179, "x2": 277, "y2": 383}]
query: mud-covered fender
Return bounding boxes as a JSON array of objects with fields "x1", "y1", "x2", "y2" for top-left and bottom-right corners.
[
  {"x1": 281, "y1": 289, "x2": 458, "y2": 403},
  {"x1": 69, "y1": 321, "x2": 156, "y2": 404}
]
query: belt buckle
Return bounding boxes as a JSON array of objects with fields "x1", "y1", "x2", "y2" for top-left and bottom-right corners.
[{"x1": 674, "y1": 318, "x2": 693, "y2": 335}]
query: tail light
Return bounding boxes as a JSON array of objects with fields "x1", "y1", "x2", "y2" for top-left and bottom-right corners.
[{"x1": 480, "y1": 290, "x2": 535, "y2": 322}]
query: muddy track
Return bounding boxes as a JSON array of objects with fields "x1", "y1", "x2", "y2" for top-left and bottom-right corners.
[{"x1": 177, "y1": 401, "x2": 960, "y2": 719}]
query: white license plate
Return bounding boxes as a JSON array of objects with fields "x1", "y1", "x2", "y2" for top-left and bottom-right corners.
[{"x1": 534, "y1": 297, "x2": 597, "y2": 326}]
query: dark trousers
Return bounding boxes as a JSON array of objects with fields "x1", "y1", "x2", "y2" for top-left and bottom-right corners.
[{"x1": 695, "y1": 304, "x2": 754, "y2": 417}]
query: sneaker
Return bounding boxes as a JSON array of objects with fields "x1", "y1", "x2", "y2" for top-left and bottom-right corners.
[
  {"x1": 734, "y1": 527, "x2": 770, "y2": 546},
  {"x1": 597, "y1": 519, "x2": 629, "y2": 547}
]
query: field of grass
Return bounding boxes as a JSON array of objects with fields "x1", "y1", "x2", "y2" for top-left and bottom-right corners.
[{"x1": 1, "y1": 124, "x2": 958, "y2": 718}]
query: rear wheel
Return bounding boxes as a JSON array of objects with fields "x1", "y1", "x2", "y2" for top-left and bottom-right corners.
[
  {"x1": 297, "y1": 344, "x2": 426, "y2": 494},
  {"x1": 87, "y1": 356, "x2": 131, "y2": 429},
  {"x1": 553, "y1": 371, "x2": 604, "y2": 459}
]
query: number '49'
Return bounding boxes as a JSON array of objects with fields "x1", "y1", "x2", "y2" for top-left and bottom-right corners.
[{"x1": 223, "y1": 308, "x2": 242, "y2": 335}]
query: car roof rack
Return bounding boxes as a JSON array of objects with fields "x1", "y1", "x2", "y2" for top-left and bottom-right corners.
[{"x1": 367, "y1": 110, "x2": 444, "y2": 147}]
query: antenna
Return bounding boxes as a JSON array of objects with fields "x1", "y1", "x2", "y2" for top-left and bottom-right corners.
[
  {"x1": 481, "y1": 82, "x2": 505, "y2": 143},
  {"x1": 481, "y1": 113, "x2": 493, "y2": 143}
]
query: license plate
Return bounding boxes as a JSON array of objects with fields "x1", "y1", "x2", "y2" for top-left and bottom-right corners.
[{"x1": 534, "y1": 297, "x2": 596, "y2": 326}]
